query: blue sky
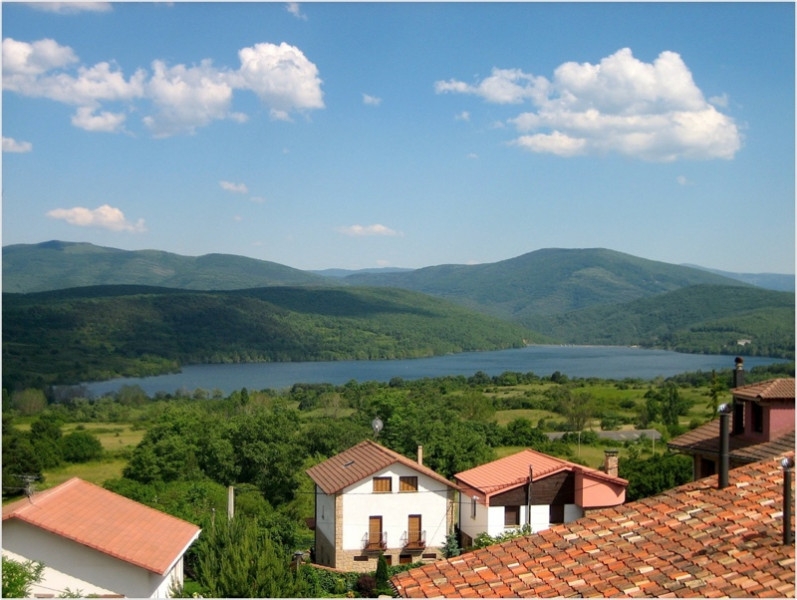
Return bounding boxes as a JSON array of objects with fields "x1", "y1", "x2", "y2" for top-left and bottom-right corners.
[{"x1": 2, "y1": 2, "x2": 794, "y2": 274}]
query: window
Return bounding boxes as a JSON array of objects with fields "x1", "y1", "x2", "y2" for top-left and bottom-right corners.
[
  {"x1": 752, "y1": 402, "x2": 764, "y2": 433},
  {"x1": 733, "y1": 401, "x2": 744, "y2": 434},
  {"x1": 504, "y1": 505, "x2": 520, "y2": 528},
  {"x1": 373, "y1": 477, "x2": 392, "y2": 493},
  {"x1": 471, "y1": 496, "x2": 477, "y2": 519},
  {"x1": 399, "y1": 476, "x2": 418, "y2": 492}
]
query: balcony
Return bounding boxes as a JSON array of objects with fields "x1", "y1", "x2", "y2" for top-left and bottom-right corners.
[
  {"x1": 362, "y1": 531, "x2": 387, "y2": 552},
  {"x1": 400, "y1": 529, "x2": 426, "y2": 551}
]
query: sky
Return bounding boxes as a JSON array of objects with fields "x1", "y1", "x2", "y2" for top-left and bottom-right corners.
[{"x1": 2, "y1": 1, "x2": 795, "y2": 274}]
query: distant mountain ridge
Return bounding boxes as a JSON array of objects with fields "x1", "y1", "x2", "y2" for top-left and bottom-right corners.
[
  {"x1": 2, "y1": 240, "x2": 329, "y2": 293},
  {"x1": 341, "y1": 247, "x2": 750, "y2": 319},
  {"x1": 682, "y1": 264, "x2": 794, "y2": 292}
]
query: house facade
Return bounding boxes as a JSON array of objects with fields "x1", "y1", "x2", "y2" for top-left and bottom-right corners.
[
  {"x1": 669, "y1": 359, "x2": 795, "y2": 480},
  {"x1": 306, "y1": 440, "x2": 458, "y2": 572},
  {"x1": 2, "y1": 478, "x2": 201, "y2": 598},
  {"x1": 454, "y1": 448, "x2": 627, "y2": 547}
]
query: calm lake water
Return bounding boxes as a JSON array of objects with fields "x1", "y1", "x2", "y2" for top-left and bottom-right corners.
[{"x1": 82, "y1": 346, "x2": 784, "y2": 397}]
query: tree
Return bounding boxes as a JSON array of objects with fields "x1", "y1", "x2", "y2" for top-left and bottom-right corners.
[
  {"x1": 442, "y1": 529, "x2": 461, "y2": 558},
  {"x1": 618, "y1": 452, "x2": 692, "y2": 501},
  {"x1": 2, "y1": 557, "x2": 44, "y2": 598},
  {"x1": 192, "y1": 515, "x2": 306, "y2": 597},
  {"x1": 375, "y1": 553, "x2": 390, "y2": 594}
]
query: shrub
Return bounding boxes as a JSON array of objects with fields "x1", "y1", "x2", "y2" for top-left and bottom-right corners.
[{"x1": 60, "y1": 430, "x2": 103, "y2": 462}]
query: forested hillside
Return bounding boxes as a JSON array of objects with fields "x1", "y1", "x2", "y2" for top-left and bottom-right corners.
[
  {"x1": 2, "y1": 285, "x2": 533, "y2": 389},
  {"x1": 2, "y1": 240, "x2": 329, "y2": 292},
  {"x1": 343, "y1": 247, "x2": 749, "y2": 318},
  {"x1": 524, "y1": 285, "x2": 795, "y2": 358}
]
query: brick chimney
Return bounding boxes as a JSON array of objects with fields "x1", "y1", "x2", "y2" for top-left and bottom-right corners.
[
  {"x1": 417, "y1": 445, "x2": 423, "y2": 466},
  {"x1": 604, "y1": 449, "x2": 619, "y2": 477}
]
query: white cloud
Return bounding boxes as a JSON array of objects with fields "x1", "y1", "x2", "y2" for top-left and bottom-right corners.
[
  {"x1": 286, "y1": 3, "x2": 307, "y2": 20},
  {"x1": 71, "y1": 106, "x2": 126, "y2": 132},
  {"x1": 676, "y1": 175, "x2": 693, "y2": 186},
  {"x1": 46, "y1": 204, "x2": 146, "y2": 232},
  {"x1": 363, "y1": 93, "x2": 382, "y2": 106},
  {"x1": 337, "y1": 224, "x2": 402, "y2": 237},
  {"x1": 220, "y1": 180, "x2": 249, "y2": 194},
  {"x1": 455, "y1": 111, "x2": 470, "y2": 121},
  {"x1": 2, "y1": 137, "x2": 33, "y2": 153},
  {"x1": 27, "y1": 2, "x2": 112, "y2": 13},
  {"x1": 438, "y1": 48, "x2": 741, "y2": 162},
  {"x1": 3, "y1": 37, "x2": 324, "y2": 137},
  {"x1": 234, "y1": 42, "x2": 324, "y2": 115}
]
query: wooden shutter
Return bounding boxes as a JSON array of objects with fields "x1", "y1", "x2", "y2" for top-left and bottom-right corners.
[
  {"x1": 408, "y1": 514, "x2": 422, "y2": 543},
  {"x1": 399, "y1": 476, "x2": 418, "y2": 492},
  {"x1": 369, "y1": 516, "x2": 382, "y2": 547},
  {"x1": 504, "y1": 505, "x2": 520, "y2": 527},
  {"x1": 373, "y1": 477, "x2": 392, "y2": 493}
]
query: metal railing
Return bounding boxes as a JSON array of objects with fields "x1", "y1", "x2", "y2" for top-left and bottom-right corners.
[
  {"x1": 362, "y1": 531, "x2": 387, "y2": 551},
  {"x1": 400, "y1": 529, "x2": 426, "y2": 550}
]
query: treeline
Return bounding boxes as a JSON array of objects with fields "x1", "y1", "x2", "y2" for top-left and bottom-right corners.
[{"x1": 2, "y1": 285, "x2": 531, "y2": 389}]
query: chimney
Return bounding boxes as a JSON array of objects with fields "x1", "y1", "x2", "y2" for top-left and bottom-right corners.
[
  {"x1": 783, "y1": 457, "x2": 794, "y2": 546},
  {"x1": 732, "y1": 356, "x2": 745, "y2": 388},
  {"x1": 417, "y1": 445, "x2": 423, "y2": 466},
  {"x1": 604, "y1": 449, "x2": 619, "y2": 478},
  {"x1": 718, "y1": 404, "x2": 732, "y2": 489},
  {"x1": 228, "y1": 485, "x2": 235, "y2": 521}
]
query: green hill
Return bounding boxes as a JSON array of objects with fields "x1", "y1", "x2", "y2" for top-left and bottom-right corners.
[
  {"x1": 343, "y1": 248, "x2": 748, "y2": 318},
  {"x1": 2, "y1": 285, "x2": 534, "y2": 388},
  {"x1": 2, "y1": 240, "x2": 329, "y2": 292},
  {"x1": 524, "y1": 285, "x2": 795, "y2": 359}
]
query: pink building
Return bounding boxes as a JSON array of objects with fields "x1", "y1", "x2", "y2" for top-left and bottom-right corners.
[{"x1": 454, "y1": 448, "x2": 627, "y2": 547}]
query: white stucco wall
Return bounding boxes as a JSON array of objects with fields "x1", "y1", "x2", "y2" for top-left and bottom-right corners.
[
  {"x1": 458, "y1": 499, "x2": 586, "y2": 541},
  {"x1": 339, "y1": 463, "x2": 451, "y2": 551},
  {"x1": 3, "y1": 520, "x2": 180, "y2": 598},
  {"x1": 314, "y1": 485, "x2": 337, "y2": 547}
]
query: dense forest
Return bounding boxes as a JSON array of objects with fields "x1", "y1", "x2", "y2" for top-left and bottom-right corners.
[
  {"x1": 2, "y1": 285, "x2": 534, "y2": 389},
  {"x1": 3, "y1": 361, "x2": 793, "y2": 596}
]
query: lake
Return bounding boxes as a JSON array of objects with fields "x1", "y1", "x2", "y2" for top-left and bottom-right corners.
[{"x1": 81, "y1": 345, "x2": 784, "y2": 397}]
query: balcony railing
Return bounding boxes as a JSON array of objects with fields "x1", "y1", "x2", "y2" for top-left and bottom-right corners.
[
  {"x1": 362, "y1": 531, "x2": 387, "y2": 552},
  {"x1": 400, "y1": 530, "x2": 426, "y2": 551}
]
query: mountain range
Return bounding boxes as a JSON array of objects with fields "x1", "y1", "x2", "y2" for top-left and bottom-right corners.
[{"x1": 3, "y1": 241, "x2": 794, "y2": 384}]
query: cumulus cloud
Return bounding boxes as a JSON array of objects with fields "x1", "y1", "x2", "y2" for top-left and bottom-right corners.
[
  {"x1": 3, "y1": 137, "x2": 33, "y2": 153},
  {"x1": 337, "y1": 224, "x2": 402, "y2": 237},
  {"x1": 363, "y1": 93, "x2": 382, "y2": 106},
  {"x1": 220, "y1": 180, "x2": 249, "y2": 194},
  {"x1": 46, "y1": 204, "x2": 146, "y2": 232},
  {"x1": 3, "y1": 37, "x2": 324, "y2": 137},
  {"x1": 436, "y1": 48, "x2": 741, "y2": 162}
]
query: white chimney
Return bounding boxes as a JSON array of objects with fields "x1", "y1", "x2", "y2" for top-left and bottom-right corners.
[{"x1": 417, "y1": 445, "x2": 423, "y2": 466}]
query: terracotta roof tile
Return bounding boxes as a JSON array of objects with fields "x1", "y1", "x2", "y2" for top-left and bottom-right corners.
[
  {"x1": 454, "y1": 448, "x2": 627, "y2": 499},
  {"x1": 668, "y1": 421, "x2": 795, "y2": 463},
  {"x1": 391, "y1": 454, "x2": 796, "y2": 598},
  {"x1": 733, "y1": 378, "x2": 795, "y2": 402},
  {"x1": 305, "y1": 439, "x2": 458, "y2": 495},
  {"x1": 3, "y1": 478, "x2": 200, "y2": 575}
]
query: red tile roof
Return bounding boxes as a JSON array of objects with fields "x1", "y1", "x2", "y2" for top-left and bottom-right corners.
[
  {"x1": 669, "y1": 420, "x2": 795, "y2": 463},
  {"x1": 306, "y1": 440, "x2": 458, "y2": 495},
  {"x1": 455, "y1": 449, "x2": 627, "y2": 500},
  {"x1": 3, "y1": 478, "x2": 201, "y2": 575},
  {"x1": 391, "y1": 454, "x2": 796, "y2": 598},
  {"x1": 733, "y1": 378, "x2": 795, "y2": 403}
]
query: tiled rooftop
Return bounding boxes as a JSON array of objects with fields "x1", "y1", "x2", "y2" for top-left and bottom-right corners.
[
  {"x1": 455, "y1": 449, "x2": 627, "y2": 499},
  {"x1": 306, "y1": 439, "x2": 458, "y2": 495},
  {"x1": 733, "y1": 378, "x2": 795, "y2": 403},
  {"x1": 391, "y1": 454, "x2": 796, "y2": 598},
  {"x1": 2, "y1": 478, "x2": 201, "y2": 575},
  {"x1": 669, "y1": 420, "x2": 795, "y2": 463}
]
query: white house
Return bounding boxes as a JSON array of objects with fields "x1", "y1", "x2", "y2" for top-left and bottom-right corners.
[
  {"x1": 306, "y1": 440, "x2": 459, "y2": 572},
  {"x1": 455, "y1": 448, "x2": 627, "y2": 547},
  {"x1": 2, "y1": 477, "x2": 201, "y2": 598}
]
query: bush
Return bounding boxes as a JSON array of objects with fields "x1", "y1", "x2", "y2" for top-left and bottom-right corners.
[{"x1": 60, "y1": 430, "x2": 103, "y2": 462}]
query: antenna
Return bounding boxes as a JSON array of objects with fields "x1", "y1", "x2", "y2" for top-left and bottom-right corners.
[{"x1": 371, "y1": 417, "x2": 383, "y2": 439}]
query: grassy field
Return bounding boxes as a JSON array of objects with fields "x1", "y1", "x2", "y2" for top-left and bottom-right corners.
[{"x1": 41, "y1": 458, "x2": 128, "y2": 490}]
